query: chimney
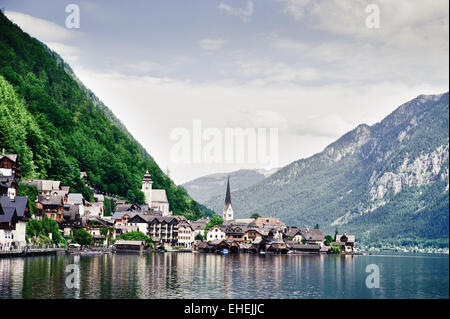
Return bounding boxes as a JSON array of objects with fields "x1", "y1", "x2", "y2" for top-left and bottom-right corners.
[{"x1": 7, "y1": 188, "x2": 16, "y2": 201}]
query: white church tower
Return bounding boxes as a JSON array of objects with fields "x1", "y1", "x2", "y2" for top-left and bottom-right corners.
[
  {"x1": 142, "y1": 171, "x2": 153, "y2": 207},
  {"x1": 222, "y1": 177, "x2": 234, "y2": 222}
]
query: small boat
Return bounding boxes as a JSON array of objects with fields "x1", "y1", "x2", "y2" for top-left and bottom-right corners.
[{"x1": 221, "y1": 248, "x2": 229, "y2": 255}]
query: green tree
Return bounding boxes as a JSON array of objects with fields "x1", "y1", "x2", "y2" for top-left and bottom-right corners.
[
  {"x1": 115, "y1": 231, "x2": 153, "y2": 247},
  {"x1": 74, "y1": 228, "x2": 93, "y2": 246},
  {"x1": 205, "y1": 214, "x2": 224, "y2": 231},
  {"x1": 325, "y1": 235, "x2": 333, "y2": 246},
  {"x1": 250, "y1": 213, "x2": 260, "y2": 219},
  {"x1": 195, "y1": 233, "x2": 203, "y2": 241}
]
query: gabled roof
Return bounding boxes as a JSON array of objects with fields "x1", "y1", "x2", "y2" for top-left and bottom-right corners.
[
  {"x1": 111, "y1": 211, "x2": 139, "y2": 220},
  {"x1": 0, "y1": 206, "x2": 17, "y2": 223},
  {"x1": 67, "y1": 193, "x2": 84, "y2": 205},
  {"x1": 151, "y1": 189, "x2": 168, "y2": 203},
  {"x1": 0, "y1": 196, "x2": 29, "y2": 218},
  {"x1": 0, "y1": 154, "x2": 17, "y2": 162},
  {"x1": 38, "y1": 195, "x2": 63, "y2": 206},
  {"x1": 302, "y1": 229, "x2": 325, "y2": 241}
]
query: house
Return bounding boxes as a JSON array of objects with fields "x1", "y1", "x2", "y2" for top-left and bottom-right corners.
[
  {"x1": 114, "y1": 240, "x2": 146, "y2": 252},
  {"x1": 249, "y1": 217, "x2": 286, "y2": 230},
  {"x1": 67, "y1": 193, "x2": 85, "y2": 216},
  {"x1": 189, "y1": 218, "x2": 208, "y2": 238},
  {"x1": 288, "y1": 243, "x2": 321, "y2": 254},
  {"x1": 206, "y1": 225, "x2": 226, "y2": 241},
  {"x1": 61, "y1": 204, "x2": 83, "y2": 236},
  {"x1": 146, "y1": 216, "x2": 182, "y2": 247},
  {"x1": 141, "y1": 171, "x2": 171, "y2": 216},
  {"x1": 84, "y1": 201, "x2": 104, "y2": 217},
  {"x1": 36, "y1": 195, "x2": 64, "y2": 223},
  {"x1": 300, "y1": 228, "x2": 325, "y2": 247},
  {"x1": 127, "y1": 214, "x2": 152, "y2": 234},
  {"x1": 0, "y1": 150, "x2": 19, "y2": 196},
  {"x1": 22, "y1": 180, "x2": 61, "y2": 196},
  {"x1": 85, "y1": 217, "x2": 113, "y2": 246},
  {"x1": 0, "y1": 190, "x2": 30, "y2": 250},
  {"x1": 178, "y1": 222, "x2": 195, "y2": 248},
  {"x1": 285, "y1": 227, "x2": 304, "y2": 243},
  {"x1": 332, "y1": 234, "x2": 356, "y2": 253},
  {"x1": 225, "y1": 225, "x2": 249, "y2": 242},
  {"x1": 111, "y1": 211, "x2": 140, "y2": 226}
]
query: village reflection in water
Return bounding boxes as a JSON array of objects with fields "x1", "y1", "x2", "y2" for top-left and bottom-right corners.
[{"x1": 0, "y1": 253, "x2": 448, "y2": 299}]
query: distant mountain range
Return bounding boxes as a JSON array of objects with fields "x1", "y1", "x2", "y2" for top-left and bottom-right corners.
[
  {"x1": 203, "y1": 93, "x2": 449, "y2": 246},
  {"x1": 183, "y1": 168, "x2": 278, "y2": 204}
]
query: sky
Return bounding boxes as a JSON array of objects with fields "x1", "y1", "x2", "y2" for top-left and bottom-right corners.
[{"x1": 2, "y1": 0, "x2": 449, "y2": 184}]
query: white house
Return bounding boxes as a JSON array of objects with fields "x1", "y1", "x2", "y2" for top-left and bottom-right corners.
[
  {"x1": 206, "y1": 225, "x2": 226, "y2": 241},
  {"x1": 0, "y1": 190, "x2": 30, "y2": 250},
  {"x1": 178, "y1": 222, "x2": 195, "y2": 248}
]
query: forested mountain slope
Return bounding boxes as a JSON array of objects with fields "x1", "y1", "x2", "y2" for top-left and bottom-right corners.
[
  {"x1": 0, "y1": 11, "x2": 202, "y2": 217},
  {"x1": 205, "y1": 93, "x2": 449, "y2": 246}
]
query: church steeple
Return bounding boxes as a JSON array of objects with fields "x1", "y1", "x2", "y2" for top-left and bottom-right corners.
[
  {"x1": 223, "y1": 176, "x2": 234, "y2": 222},
  {"x1": 225, "y1": 176, "x2": 231, "y2": 205}
]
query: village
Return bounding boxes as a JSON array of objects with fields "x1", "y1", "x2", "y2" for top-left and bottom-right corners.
[{"x1": 1, "y1": 149, "x2": 356, "y2": 256}]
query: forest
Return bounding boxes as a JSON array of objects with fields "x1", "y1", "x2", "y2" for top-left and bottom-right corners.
[{"x1": 0, "y1": 11, "x2": 207, "y2": 219}]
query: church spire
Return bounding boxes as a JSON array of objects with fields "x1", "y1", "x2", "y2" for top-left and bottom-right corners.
[
  {"x1": 225, "y1": 176, "x2": 231, "y2": 205},
  {"x1": 223, "y1": 176, "x2": 234, "y2": 222}
]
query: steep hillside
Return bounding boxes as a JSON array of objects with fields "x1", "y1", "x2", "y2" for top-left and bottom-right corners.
[
  {"x1": 0, "y1": 12, "x2": 202, "y2": 217},
  {"x1": 205, "y1": 93, "x2": 449, "y2": 245},
  {"x1": 183, "y1": 169, "x2": 275, "y2": 204}
]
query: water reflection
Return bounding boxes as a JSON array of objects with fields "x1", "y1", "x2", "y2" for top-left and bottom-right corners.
[{"x1": 0, "y1": 253, "x2": 447, "y2": 299}]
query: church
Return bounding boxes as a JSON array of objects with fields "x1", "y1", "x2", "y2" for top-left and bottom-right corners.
[
  {"x1": 223, "y1": 177, "x2": 234, "y2": 222},
  {"x1": 141, "y1": 171, "x2": 171, "y2": 216}
]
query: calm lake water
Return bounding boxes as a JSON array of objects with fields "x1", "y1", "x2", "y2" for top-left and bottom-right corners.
[{"x1": 0, "y1": 252, "x2": 448, "y2": 299}]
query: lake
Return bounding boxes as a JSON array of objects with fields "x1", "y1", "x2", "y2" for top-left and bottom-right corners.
[{"x1": 0, "y1": 252, "x2": 448, "y2": 299}]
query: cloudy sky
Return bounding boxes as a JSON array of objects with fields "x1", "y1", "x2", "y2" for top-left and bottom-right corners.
[{"x1": 3, "y1": 0, "x2": 449, "y2": 184}]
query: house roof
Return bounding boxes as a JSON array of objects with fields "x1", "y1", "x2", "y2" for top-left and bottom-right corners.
[
  {"x1": 336, "y1": 234, "x2": 355, "y2": 243},
  {"x1": 67, "y1": 193, "x2": 84, "y2": 205},
  {"x1": 38, "y1": 195, "x2": 63, "y2": 206},
  {"x1": 302, "y1": 229, "x2": 325, "y2": 241},
  {"x1": 0, "y1": 196, "x2": 29, "y2": 218},
  {"x1": 23, "y1": 180, "x2": 60, "y2": 192},
  {"x1": 0, "y1": 154, "x2": 17, "y2": 162},
  {"x1": 111, "y1": 211, "x2": 139, "y2": 220},
  {"x1": 151, "y1": 189, "x2": 168, "y2": 203},
  {"x1": 114, "y1": 240, "x2": 144, "y2": 246},
  {"x1": 250, "y1": 217, "x2": 286, "y2": 228},
  {"x1": 0, "y1": 206, "x2": 17, "y2": 223}
]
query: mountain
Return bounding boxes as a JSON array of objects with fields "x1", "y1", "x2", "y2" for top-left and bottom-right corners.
[
  {"x1": 183, "y1": 168, "x2": 277, "y2": 204},
  {"x1": 0, "y1": 11, "x2": 203, "y2": 217},
  {"x1": 204, "y1": 93, "x2": 449, "y2": 246}
]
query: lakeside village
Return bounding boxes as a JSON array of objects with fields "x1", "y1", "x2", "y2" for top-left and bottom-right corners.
[{"x1": 2, "y1": 150, "x2": 446, "y2": 256}]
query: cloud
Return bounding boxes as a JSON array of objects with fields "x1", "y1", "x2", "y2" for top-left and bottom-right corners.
[
  {"x1": 218, "y1": 1, "x2": 254, "y2": 23},
  {"x1": 4, "y1": 10, "x2": 75, "y2": 42},
  {"x1": 4, "y1": 10, "x2": 81, "y2": 63},
  {"x1": 199, "y1": 38, "x2": 227, "y2": 51}
]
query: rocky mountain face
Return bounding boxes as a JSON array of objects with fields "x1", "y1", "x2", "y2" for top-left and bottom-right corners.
[
  {"x1": 204, "y1": 93, "x2": 449, "y2": 245},
  {"x1": 183, "y1": 168, "x2": 277, "y2": 204}
]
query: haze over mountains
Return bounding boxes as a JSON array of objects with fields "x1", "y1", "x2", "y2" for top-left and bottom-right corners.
[
  {"x1": 203, "y1": 93, "x2": 449, "y2": 245},
  {"x1": 183, "y1": 168, "x2": 278, "y2": 204}
]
